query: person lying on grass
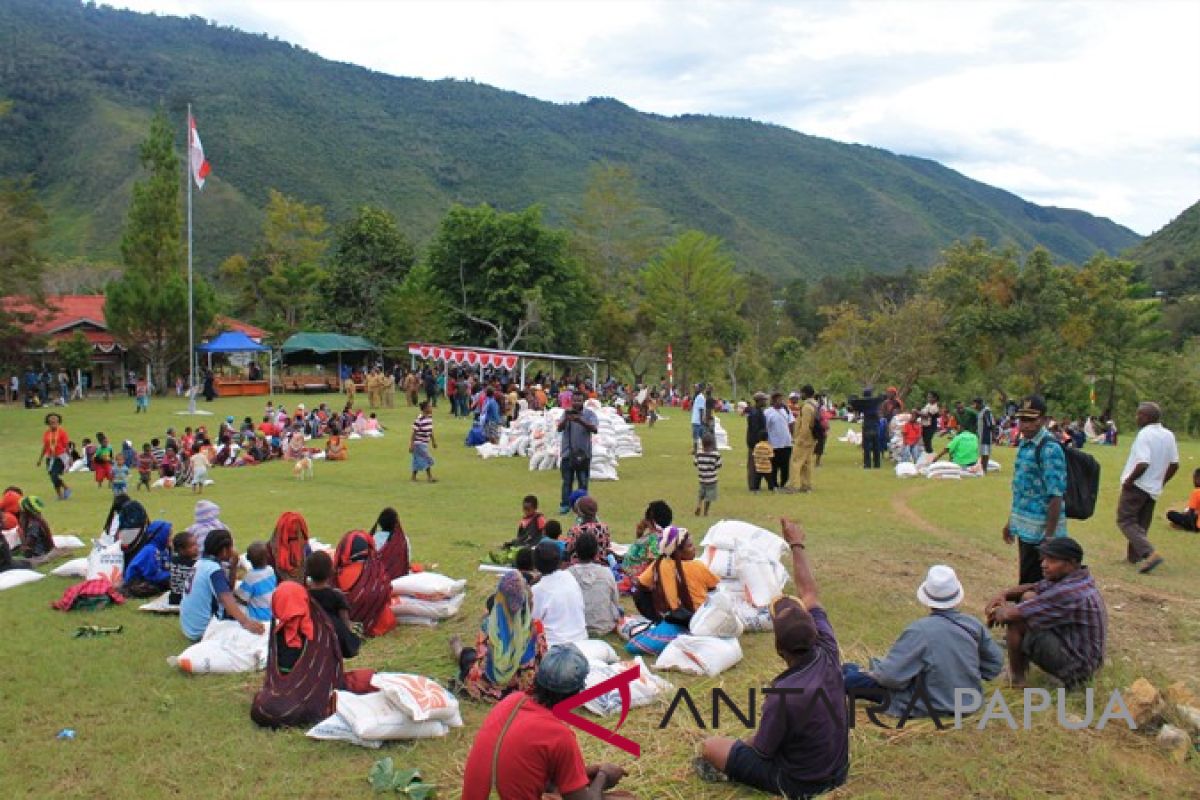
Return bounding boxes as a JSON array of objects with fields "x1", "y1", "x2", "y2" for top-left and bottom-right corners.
[
  {"x1": 451, "y1": 568, "x2": 547, "y2": 702},
  {"x1": 695, "y1": 517, "x2": 850, "y2": 797},
  {"x1": 460, "y1": 644, "x2": 628, "y2": 800},
  {"x1": 179, "y1": 529, "x2": 266, "y2": 641},
  {"x1": 984, "y1": 536, "x2": 1107, "y2": 689},
  {"x1": 841, "y1": 564, "x2": 1003, "y2": 718}
]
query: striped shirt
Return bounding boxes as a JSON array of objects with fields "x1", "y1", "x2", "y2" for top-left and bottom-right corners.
[
  {"x1": 1016, "y1": 566, "x2": 1107, "y2": 685},
  {"x1": 694, "y1": 449, "x2": 723, "y2": 485},
  {"x1": 411, "y1": 414, "x2": 434, "y2": 445}
]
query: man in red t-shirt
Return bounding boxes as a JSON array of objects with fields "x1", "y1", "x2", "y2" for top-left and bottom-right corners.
[
  {"x1": 461, "y1": 646, "x2": 627, "y2": 800},
  {"x1": 37, "y1": 412, "x2": 72, "y2": 500}
]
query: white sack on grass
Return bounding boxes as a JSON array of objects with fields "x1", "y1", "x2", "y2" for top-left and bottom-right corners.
[
  {"x1": 138, "y1": 592, "x2": 180, "y2": 614},
  {"x1": 334, "y1": 690, "x2": 451, "y2": 741},
  {"x1": 362, "y1": 429, "x2": 384, "y2": 438},
  {"x1": 311, "y1": 451, "x2": 326, "y2": 460},
  {"x1": 689, "y1": 589, "x2": 745, "y2": 639},
  {"x1": 389, "y1": 593, "x2": 465, "y2": 620},
  {"x1": 86, "y1": 539, "x2": 124, "y2": 584},
  {"x1": 0, "y1": 569, "x2": 44, "y2": 591},
  {"x1": 394, "y1": 615, "x2": 439, "y2": 627},
  {"x1": 52, "y1": 535, "x2": 85, "y2": 549},
  {"x1": 737, "y1": 550, "x2": 789, "y2": 608},
  {"x1": 928, "y1": 473, "x2": 963, "y2": 481},
  {"x1": 699, "y1": 521, "x2": 788, "y2": 562},
  {"x1": 987, "y1": 460, "x2": 1002, "y2": 472},
  {"x1": 308, "y1": 538, "x2": 335, "y2": 554},
  {"x1": 390, "y1": 572, "x2": 467, "y2": 600},
  {"x1": 732, "y1": 599, "x2": 773, "y2": 633},
  {"x1": 68, "y1": 459, "x2": 89, "y2": 473},
  {"x1": 370, "y1": 673, "x2": 463, "y2": 724},
  {"x1": 51, "y1": 557, "x2": 88, "y2": 578},
  {"x1": 581, "y1": 657, "x2": 673, "y2": 717},
  {"x1": 2, "y1": 528, "x2": 18, "y2": 550},
  {"x1": 347, "y1": 432, "x2": 362, "y2": 440},
  {"x1": 571, "y1": 639, "x2": 619, "y2": 664},
  {"x1": 306, "y1": 712, "x2": 384, "y2": 748},
  {"x1": 656, "y1": 635, "x2": 743, "y2": 677},
  {"x1": 699, "y1": 546, "x2": 738, "y2": 580},
  {"x1": 895, "y1": 463, "x2": 919, "y2": 478},
  {"x1": 170, "y1": 619, "x2": 269, "y2": 674}
]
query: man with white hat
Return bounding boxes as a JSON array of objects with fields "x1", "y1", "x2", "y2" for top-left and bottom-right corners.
[{"x1": 842, "y1": 564, "x2": 1003, "y2": 718}]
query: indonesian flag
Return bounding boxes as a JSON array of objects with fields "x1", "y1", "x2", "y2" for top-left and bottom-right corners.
[{"x1": 189, "y1": 114, "x2": 211, "y2": 190}]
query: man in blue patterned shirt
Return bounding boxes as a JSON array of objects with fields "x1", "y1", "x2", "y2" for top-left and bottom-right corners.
[{"x1": 1003, "y1": 395, "x2": 1067, "y2": 584}]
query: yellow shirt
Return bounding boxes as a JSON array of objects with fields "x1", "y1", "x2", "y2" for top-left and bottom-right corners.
[{"x1": 637, "y1": 559, "x2": 719, "y2": 611}]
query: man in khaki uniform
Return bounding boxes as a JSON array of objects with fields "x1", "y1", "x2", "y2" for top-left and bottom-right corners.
[{"x1": 792, "y1": 384, "x2": 819, "y2": 493}]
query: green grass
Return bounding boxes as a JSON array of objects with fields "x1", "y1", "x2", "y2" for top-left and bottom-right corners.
[{"x1": 0, "y1": 395, "x2": 1197, "y2": 798}]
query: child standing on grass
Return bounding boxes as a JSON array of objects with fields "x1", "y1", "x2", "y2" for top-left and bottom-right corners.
[
  {"x1": 409, "y1": 400, "x2": 438, "y2": 483},
  {"x1": 93, "y1": 433, "x2": 113, "y2": 488},
  {"x1": 111, "y1": 453, "x2": 130, "y2": 497},
  {"x1": 236, "y1": 542, "x2": 277, "y2": 623},
  {"x1": 168, "y1": 531, "x2": 198, "y2": 605},
  {"x1": 693, "y1": 432, "x2": 723, "y2": 516},
  {"x1": 751, "y1": 430, "x2": 776, "y2": 493},
  {"x1": 902, "y1": 415, "x2": 924, "y2": 464},
  {"x1": 136, "y1": 444, "x2": 155, "y2": 491}
]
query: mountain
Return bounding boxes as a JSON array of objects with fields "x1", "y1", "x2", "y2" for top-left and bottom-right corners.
[
  {"x1": 0, "y1": 0, "x2": 1142, "y2": 280},
  {"x1": 1124, "y1": 201, "x2": 1200, "y2": 294}
]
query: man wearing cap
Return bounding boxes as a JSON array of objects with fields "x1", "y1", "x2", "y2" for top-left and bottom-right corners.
[
  {"x1": 1003, "y1": 395, "x2": 1068, "y2": 584},
  {"x1": 985, "y1": 537, "x2": 1107, "y2": 688},
  {"x1": 1116, "y1": 401, "x2": 1178, "y2": 574},
  {"x1": 744, "y1": 392, "x2": 768, "y2": 490},
  {"x1": 696, "y1": 517, "x2": 849, "y2": 796},
  {"x1": 841, "y1": 565, "x2": 1003, "y2": 718},
  {"x1": 974, "y1": 397, "x2": 995, "y2": 474},
  {"x1": 461, "y1": 645, "x2": 627, "y2": 799}
]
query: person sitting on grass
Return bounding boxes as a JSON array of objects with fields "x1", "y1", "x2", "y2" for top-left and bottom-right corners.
[
  {"x1": 490, "y1": 494, "x2": 549, "y2": 565},
  {"x1": 305, "y1": 551, "x2": 361, "y2": 659},
  {"x1": 236, "y1": 542, "x2": 278, "y2": 624},
  {"x1": 168, "y1": 531, "x2": 198, "y2": 606},
  {"x1": 325, "y1": 428, "x2": 348, "y2": 461},
  {"x1": 369, "y1": 507, "x2": 411, "y2": 580},
  {"x1": 1165, "y1": 467, "x2": 1200, "y2": 532},
  {"x1": 451, "y1": 569, "x2": 547, "y2": 702},
  {"x1": 984, "y1": 536, "x2": 1107, "y2": 689},
  {"x1": 269, "y1": 511, "x2": 311, "y2": 583},
  {"x1": 531, "y1": 540, "x2": 588, "y2": 646},
  {"x1": 122, "y1": 521, "x2": 174, "y2": 597},
  {"x1": 696, "y1": 517, "x2": 850, "y2": 797},
  {"x1": 842, "y1": 564, "x2": 1003, "y2": 718},
  {"x1": 332, "y1": 529, "x2": 396, "y2": 638},
  {"x1": 634, "y1": 526, "x2": 718, "y2": 624},
  {"x1": 563, "y1": 495, "x2": 611, "y2": 565},
  {"x1": 180, "y1": 529, "x2": 267, "y2": 642},
  {"x1": 568, "y1": 532, "x2": 621, "y2": 637},
  {"x1": 622, "y1": 500, "x2": 668, "y2": 587},
  {"x1": 931, "y1": 426, "x2": 980, "y2": 470},
  {"x1": 460, "y1": 644, "x2": 628, "y2": 800},
  {"x1": 15, "y1": 495, "x2": 54, "y2": 559},
  {"x1": 540, "y1": 519, "x2": 567, "y2": 556}
]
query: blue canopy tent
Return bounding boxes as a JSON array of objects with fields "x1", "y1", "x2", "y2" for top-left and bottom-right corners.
[{"x1": 197, "y1": 330, "x2": 273, "y2": 396}]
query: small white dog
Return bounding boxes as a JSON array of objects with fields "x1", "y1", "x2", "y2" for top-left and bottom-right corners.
[{"x1": 293, "y1": 455, "x2": 314, "y2": 481}]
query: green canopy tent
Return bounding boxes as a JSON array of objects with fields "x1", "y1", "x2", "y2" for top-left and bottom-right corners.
[{"x1": 279, "y1": 333, "x2": 378, "y2": 390}]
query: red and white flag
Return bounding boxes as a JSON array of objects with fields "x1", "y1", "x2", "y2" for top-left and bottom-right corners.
[{"x1": 189, "y1": 114, "x2": 212, "y2": 190}]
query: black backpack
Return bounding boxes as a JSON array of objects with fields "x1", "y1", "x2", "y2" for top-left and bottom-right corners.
[{"x1": 1036, "y1": 437, "x2": 1101, "y2": 520}]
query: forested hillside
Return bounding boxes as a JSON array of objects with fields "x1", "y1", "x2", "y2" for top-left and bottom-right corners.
[{"x1": 0, "y1": 0, "x2": 1140, "y2": 278}]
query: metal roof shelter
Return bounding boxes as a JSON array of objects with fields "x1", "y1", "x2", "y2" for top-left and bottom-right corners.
[
  {"x1": 405, "y1": 342, "x2": 603, "y2": 388},
  {"x1": 281, "y1": 333, "x2": 377, "y2": 355}
]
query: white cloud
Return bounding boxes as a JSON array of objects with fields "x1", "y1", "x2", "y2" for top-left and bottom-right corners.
[{"x1": 112, "y1": 0, "x2": 1200, "y2": 234}]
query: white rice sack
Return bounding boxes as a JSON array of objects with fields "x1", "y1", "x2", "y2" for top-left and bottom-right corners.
[
  {"x1": 718, "y1": 577, "x2": 748, "y2": 603},
  {"x1": 0, "y1": 569, "x2": 44, "y2": 591},
  {"x1": 475, "y1": 443, "x2": 502, "y2": 459},
  {"x1": 987, "y1": 460, "x2": 1002, "y2": 472},
  {"x1": 699, "y1": 520, "x2": 787, "y2": 562},
  {"x1": 929, "y1": 473, "x2": 963, "y2": 481},
  {"x1": 895, "y1": 463, "x2": 919, "y2": 479},
  {"x1": 656, "y1": 635, "x2": 743, "y2": 677},
  {"x1": 582, "y1": 658, "x2": 673, "y2": 717},
  {"x1": 171, "y1": 619, "x2": 268, "y2": 674},
  {"x1": 698, "y1": 546, "x2": 738, "y2": 580},
  {"x1": 306, "y1": 712, "x2": 384, "y2": 749},
  {"x1": 571, "y1": 639, "x2": 620, "y2": 664},
  {"x1": 86, "y1": 538, "x2": 124, "y2": 584},
  {"x1": 312, "y1": 451, "x2": 326, "y2": 460},
  {"x1": 689, "y1": 589, "x2": 745, "y2": 639},
  {"x1": 369, "y1": 673, "x2": 462, "y2": 725},
  {"x1": 395, "y1": 615, "x2": 439, "y2": 627},
  {"x1": 390, "y1": 572, "x2": 467, "y2": 600},
  {"x1": 2, "y1": 528, "x2": 18, "y2": 550},
  {"x1": 52, "y1": 535, "x2": 85, "y2": 549},
  {"x1": 334, "y1": 690, "x2": 451, "y2": 741},
  {"x1": 348, "y1": 432, "x2": 362, "y2": 440},
  {"x1": 590, "y1": 462, "x2": 619, "y2": 482},
  {"x1": 51, "y1": 557, "x2": 88, "y2": 578},
  {"x1": 389, "y1": 593, "x2": 465, "y2": 620},
  {"x1": 737, "y1": 551, "x2": 789, "y2": 607},
  {"x1": 309, "y1": 538, "x2": 335, "y2": 554},
  {"x1": 138, "y1": 592, "x2": 180, "y2": 614},
  {"x1": 732, "y1": 598, "x2": 773, "y2": 632}
]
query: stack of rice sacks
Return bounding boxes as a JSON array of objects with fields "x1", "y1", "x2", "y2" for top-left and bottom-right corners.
[
  {"x1": 696, "y1": 520, "x2": 790, "y2": 632},
  {"x1": 390, "y1": 572, "x2": 467, "y2": 626}
]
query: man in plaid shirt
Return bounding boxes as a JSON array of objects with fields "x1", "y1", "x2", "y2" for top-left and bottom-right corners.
[{"x1": 985, "y1": 537, "x2": 1107, "y2": 688}]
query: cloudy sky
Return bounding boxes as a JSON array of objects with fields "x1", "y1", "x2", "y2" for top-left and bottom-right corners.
[{"x1": 113, "y1": 0, "x2": 1199, "y2": 235}]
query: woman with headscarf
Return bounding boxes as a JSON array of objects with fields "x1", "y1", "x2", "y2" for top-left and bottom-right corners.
[
  {"x1": 369, "y1": 507, "x2": 411, "y2": 581},
  {"x1": 16, "y1": 495, "x2": 53, "y2": 559},
  {"x1": 269, "y1": 511, "x2": 310, "y2": 583},
  {"x1": 332, "y1": 530, "x2": 396, "y2": 637},
  {"x1": 115, "y1": 499, "x2": 150, "y2": 565},
  {"x1": 450, "y1": 570, "x2": 547, "y2": 702},
  {"x1": 180, "y1": 500, "x2": 226, "y2": 556},
  {"x1": 100, "y1": 494, "x2": 129, "y2": 541},
  {"x1": 634, "y1": 526, "x2": 719, "y2": 624},
  {"x1": 122, "y1": 520, "x2": 173, "y2": 597}
]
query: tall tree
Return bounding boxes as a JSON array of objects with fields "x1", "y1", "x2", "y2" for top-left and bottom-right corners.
[
  {"x1": 641, "y1": 230, "x2": 745, "y2": 390},
  {"x1": 427, "y1": 204, "x2": 590, "y2": 352},
  {"x1": 314, "y1": 205, "x2": 415, "y2": 340},
  {"x1": 258, "y1": 189, "x2": 328, "y2": 332},
  {"x1": 569, "y1": 163, "x2": 665, "y2": 291},
  {"x1": 105, "y1": 110, "x2": 216, "y2": 392},
  {"x1": 0, "y1": 177, "x2": 47, "y2": 364},
  {"x1": 380, "y1": 262, "x2": 455, "y2": 347}
]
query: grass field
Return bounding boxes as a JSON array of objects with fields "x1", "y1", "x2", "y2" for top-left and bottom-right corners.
[{"x1": 0, "y1": 394, "x2": 1197, "y2": 799}]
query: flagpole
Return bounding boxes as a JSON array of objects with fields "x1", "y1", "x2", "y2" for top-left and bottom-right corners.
[{"x1": 186, "y1": 103, "x2": 196, "y2": 415}]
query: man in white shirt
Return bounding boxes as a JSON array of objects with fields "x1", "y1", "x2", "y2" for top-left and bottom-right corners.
[
  {"x1": 1117, "y1": 402, "x2": 1179, "y2": 573},
  {"x1": 764, "y1": 392, "x2": 796, "y2": 491},
  {"x1": 691, "y1": 383, "x2": 708, "y2": 454},
  {"x1": 531, "y1": 540, "x2": 588, "y2": 645}
]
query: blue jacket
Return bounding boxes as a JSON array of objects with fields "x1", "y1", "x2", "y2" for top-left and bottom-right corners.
[{"x1": 125, "y1": 520, "x2": 172, "y2": 585}]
